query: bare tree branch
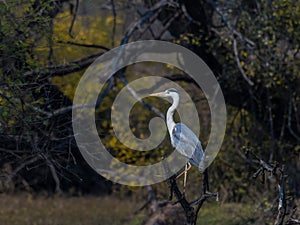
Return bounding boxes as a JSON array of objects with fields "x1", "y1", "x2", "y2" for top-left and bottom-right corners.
[
  {"x1": 233, "y1": 38, "x2": 254, "y2": 86},
  {"x1": 24, "y1": 52, "x2": 105, "y2": 78},
  {"x1": 57, "y1": 40, "x2": 110, "y2": 51},
  {"x1": 69, "y1": 0, "x2": 79, "y2": 37},
  {"x1": 110, "y1": 0, "x2": 117, "y2": 47},
  {"x1": 163, "y1": 159, "x2": 218, "y2": 225},
  {"x1": 288, "y1": 99, "x2": 300, "y2": 142},
  {"x1": 244, "y1": 147, "x2": 300, "y2": 225}
]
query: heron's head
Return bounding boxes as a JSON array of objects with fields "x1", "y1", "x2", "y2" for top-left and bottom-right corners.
[{"x1": 149, "y1": 88, "x2": 179, "y2": 99}]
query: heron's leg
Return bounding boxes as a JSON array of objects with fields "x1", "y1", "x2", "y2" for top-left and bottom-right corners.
[
  {"x1": 182, "y1": 163, "x2": 189, "y2": 197},
  {"x1": 176, "y1": 162, "x2": 191, "y2": 179},
  {"x1": 175, "y1": 163, "x2": 191, "y2": 197}
]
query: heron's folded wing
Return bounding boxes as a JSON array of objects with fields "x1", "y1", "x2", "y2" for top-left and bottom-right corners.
[{"x1": 172, "y1": 123, "x2": 204, "y2": 167}]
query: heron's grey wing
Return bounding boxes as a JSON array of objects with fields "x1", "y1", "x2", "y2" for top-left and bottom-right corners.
[{"x1": 172, "y1": 123, "x2": 204, "y2": 168}]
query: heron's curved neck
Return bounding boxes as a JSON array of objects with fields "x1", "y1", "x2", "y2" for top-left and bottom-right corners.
[{"x1": 166, "y1": 95, "x2": 179, "y2": 133}]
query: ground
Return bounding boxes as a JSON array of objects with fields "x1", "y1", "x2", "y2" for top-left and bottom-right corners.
[{"x1": 0, "y1": 194, "x2": 258, "y2": 225}]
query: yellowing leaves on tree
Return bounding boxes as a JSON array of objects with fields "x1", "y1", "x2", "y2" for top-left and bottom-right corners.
[{"x1": 105, "y1": 16, "x2": 123, "y2": 26}]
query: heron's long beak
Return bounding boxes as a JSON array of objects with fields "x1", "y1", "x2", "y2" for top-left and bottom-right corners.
[{"x1": 149, "y1": 92, "x2": 167, "y2": 97}]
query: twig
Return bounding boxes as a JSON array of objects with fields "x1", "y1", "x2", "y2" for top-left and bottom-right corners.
[
  {"x1": 274, "y1": 166, "x2": 286, "y2": 225},
  {"x1": 57, "y1": 40, "x2": 110, "y2": 51},
  {"x1": 206, "y1": 0, "x2": 255, "y2": 48},
  {"x1": 24, "y1": 52, "x2": 105, "y2": 78},
  {"x1": 163, "y1": 160, "x2": 218, "y2": 225},
  {"x1": 267, "y1": 88, "x2": 275, "y2": 162},
  {"x1": 69, "y1": 0, "x2": 79, "y2": 37},
  {"x1": 244, "y1": 147, "x2": 300, "y2": 225},
  {"x1": 124, "y1": 0, "x2": 178, "y2": 39},
  {"x1": 134, "y1": 6, "x2": 164, "y2": 40},
  {"x1": 233, "y1": 38, "x2": 254, "y2": 86},
  {"x1": 4, "y1": 155, "x2": 42, "y2": 187},
  {"x1": 156, "y1": 11, "x2": 182, "y2": 39},
  {"x1": 47, "y1": 158, "x2": 62, "y2": 194},
  {"x1": 48, "y1": 19, "x2": 54, "y2": 65},
  {"x1": 288, "y1": 99, "x2": 300, "y2": 142},
  {"x1": 118, "y1": 75, "x2": 165, "y2": 120},
  {"x1": 110, "y1": 0, "x2": 116, "y2": 47}
]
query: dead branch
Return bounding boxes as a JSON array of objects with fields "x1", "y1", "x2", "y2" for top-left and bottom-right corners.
[
  {"x1": 69, "y1": 0, "x2": 79, "y2": 37},
  {"x1": 110, "y1": 0, "x2": 117, "y2": 47},
  {"x1": 24, "y1": 52, "x2": 105, "y2": 79},
  {"x1": 244, "y1": 147, "x2": 300, "y2": 225},
  {"x1": 163, "y1": 160, "x2": 218, "y2": 225},
  {"x1": 57, "y1": 40, "x2": 110, "y2": 51},
  {"x1": 233, "y1": 38, "x2": 254, "y2": 86}
]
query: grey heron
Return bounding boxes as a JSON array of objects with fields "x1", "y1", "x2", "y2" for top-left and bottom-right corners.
[{"x1": 150, "y1": 88, "x2": 204, "y2": 170}]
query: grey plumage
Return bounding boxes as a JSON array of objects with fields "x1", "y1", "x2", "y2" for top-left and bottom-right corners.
[{"x1": 150, "y1": 88, "x2": 204, "y2": 169}]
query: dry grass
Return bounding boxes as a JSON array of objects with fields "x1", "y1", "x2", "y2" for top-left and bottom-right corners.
[
  {"x1": 197, "y1": 202, "x2": 256, "y2": 225},
  {"x1": 0, "y1": 193, "x2": 277, "y2": 225},
  {"x1": 0, "y1": 194, "x2": 144, "y2": 225}
]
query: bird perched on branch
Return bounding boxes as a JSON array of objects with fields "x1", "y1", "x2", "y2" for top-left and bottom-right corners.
[{"x1": 150, "y1": 88, "x2": 204, "y2": 170}]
